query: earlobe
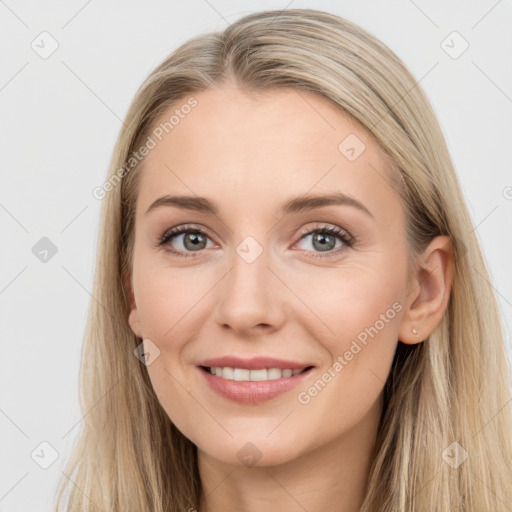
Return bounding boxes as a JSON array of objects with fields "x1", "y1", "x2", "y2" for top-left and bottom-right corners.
[
  {"x1": 398, "y1": 327, "x2": 424, "y2": 346},
  {"x1": 399, "y1": 235, "x2": 455, "y2": 345}
]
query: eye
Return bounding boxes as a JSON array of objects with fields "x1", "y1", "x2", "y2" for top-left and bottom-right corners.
[
  {"x1": 157, "y1": 224, "x2": 215, "y2": 258},
  {"x1": 293, "y1": 224, "x2": 354, "y2": 258}
]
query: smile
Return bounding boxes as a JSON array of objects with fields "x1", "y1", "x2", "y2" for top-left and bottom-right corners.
[{"x1": 198, "y1": 364, "x2": 315, "y2": 404}]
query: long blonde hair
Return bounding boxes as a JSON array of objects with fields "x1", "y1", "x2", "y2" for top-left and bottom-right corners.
[{"x1": 54, "y1": 8, "x2": 512, "y2": 511}]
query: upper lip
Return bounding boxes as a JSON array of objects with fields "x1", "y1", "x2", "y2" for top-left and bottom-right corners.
[{"x1": 198, "y1": 356, "x2": 314, "y2": 371}]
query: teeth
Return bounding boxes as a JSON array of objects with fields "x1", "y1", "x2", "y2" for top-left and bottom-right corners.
[
  {"x1": 267, "y1": 368, "x2": 282, "y2": 380},
  {"x1": 221, "y1": 367, "x2": 232, "y2": 379},
  {"x1": 208, "y1": 366, "x2": 306, "y2": 381},
  {"x1": 249, "y1": 369, "x2": 268, "y2": 381},
  {"x1": 233, "y1": 368, "x2": 250, "y2": 381}
]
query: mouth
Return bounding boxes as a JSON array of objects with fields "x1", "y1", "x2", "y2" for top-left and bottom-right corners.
[
  {"x1": 199, "y1": 365, "x2": 314, "y2": 381},
  {"x1": 197, "y1": 363, "x2": 316, "y2": 404}
]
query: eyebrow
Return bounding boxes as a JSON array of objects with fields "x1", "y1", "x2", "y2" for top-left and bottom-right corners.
[{"x1": 145, "y1": 192, "x2": 374, "y2": 219}]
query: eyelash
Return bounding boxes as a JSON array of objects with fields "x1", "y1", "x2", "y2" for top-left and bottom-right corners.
[{"x1": 157, "y1": 223, "x2": 354, "y2": 259}]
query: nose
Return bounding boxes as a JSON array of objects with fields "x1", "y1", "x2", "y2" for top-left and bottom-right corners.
[{"x1": 214, "y1": 247, "x2": 288, "y2": 338}]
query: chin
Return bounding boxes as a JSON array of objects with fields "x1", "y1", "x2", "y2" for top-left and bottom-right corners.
[{"x1": 197, "y1": 435, "x2": 305, "y2": 469}]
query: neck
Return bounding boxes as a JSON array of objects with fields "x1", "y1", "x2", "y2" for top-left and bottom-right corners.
[{"x1": 197, "y1": 395, "x2": 382, "y2": 512}]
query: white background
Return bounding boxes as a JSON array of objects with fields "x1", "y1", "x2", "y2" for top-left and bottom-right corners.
[{"x1": 1, "y1": 1, "x2": 511, "y2": 510}]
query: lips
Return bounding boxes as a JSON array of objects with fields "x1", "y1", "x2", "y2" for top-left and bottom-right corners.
[{"x1": 197, "y1": 356, "x2": 315, "y2": 404}]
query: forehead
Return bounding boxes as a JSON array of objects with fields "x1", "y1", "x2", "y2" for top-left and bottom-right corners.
[{"x1": 136, "y1": 83, "x2": 402, "y2": 223}]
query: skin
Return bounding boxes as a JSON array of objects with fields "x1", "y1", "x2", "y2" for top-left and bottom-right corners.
[{"x1": 127, "y1": 81, "x2": 454, "y2": 512}]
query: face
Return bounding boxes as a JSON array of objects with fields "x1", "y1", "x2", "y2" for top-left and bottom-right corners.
[{"x1": 128, "y1": 82, "x2": 415, "y2": 468}]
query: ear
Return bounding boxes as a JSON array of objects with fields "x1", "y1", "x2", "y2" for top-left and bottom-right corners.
[
  {"x1": 398, "y1": 235, "x2": 455, "y2": 345},
  {"x1": 124, "y1": 271, "x2": 143, "y2": 339}
]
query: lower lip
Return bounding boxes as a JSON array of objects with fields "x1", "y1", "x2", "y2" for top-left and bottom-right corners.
[{"x1": 198, "y1": 366, "x2": 314, "y2": 404}]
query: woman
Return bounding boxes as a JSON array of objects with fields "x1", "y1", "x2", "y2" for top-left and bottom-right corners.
[{"x1": 54, "y1": 8, "x2": 512, "y2": 511}]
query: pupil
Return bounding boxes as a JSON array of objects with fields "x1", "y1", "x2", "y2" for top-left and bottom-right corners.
[
  {"x1": 314, "y1": 233, "x2": 334, "y2": 252},
  {"x1": 185, "y1": 233, "x2": 205, "y2": 250}
]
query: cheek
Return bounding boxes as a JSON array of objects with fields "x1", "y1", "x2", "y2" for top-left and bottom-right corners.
[
  {"x1": 289, "y1": 260, "x2": 403, "y2": 351},
  {"x1": 133, "y1": 263, "x2": 214, "y2": 429},
  {"x1": 133, "y1": 259, "x2": 213, "y2": 342},
  {"x1": 292, "y1": 266, "x2": 404, "y2": 414},
  {"x1": 323, "y1": 282, "x2": 403, "y2": 360}
]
